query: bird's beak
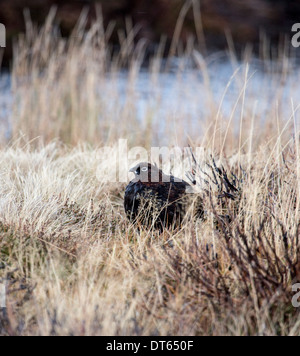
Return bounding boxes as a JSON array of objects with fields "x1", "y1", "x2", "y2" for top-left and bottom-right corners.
[{"x1": 129, "y1": 167, "x2": 136, "y2": 173}]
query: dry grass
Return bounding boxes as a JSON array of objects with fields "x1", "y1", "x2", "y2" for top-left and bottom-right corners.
[{"x1": 0, "y1": 10, "x2": 300, "y2": 335}]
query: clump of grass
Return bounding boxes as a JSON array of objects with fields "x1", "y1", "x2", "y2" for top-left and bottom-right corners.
[{"x1": 0, "y1": 135, "x2": 298, "y2": 336}]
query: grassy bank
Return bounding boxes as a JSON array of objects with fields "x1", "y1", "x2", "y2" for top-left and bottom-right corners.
[{"x1": 0, "y1": 139, "x2": 299, "y2": 335}]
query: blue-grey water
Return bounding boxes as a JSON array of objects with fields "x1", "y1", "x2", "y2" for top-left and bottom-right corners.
[
  {"x1": 0, "y1": 73, "x2": 12, "y2": 140},
  {"x1": 1, "y1": 57, "x2": 299, "y2": 142}
]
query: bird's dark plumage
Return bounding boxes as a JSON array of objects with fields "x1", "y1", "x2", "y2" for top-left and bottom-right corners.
[{"x1": 124, "y1": 162, "x2": 202, "y2": 230}]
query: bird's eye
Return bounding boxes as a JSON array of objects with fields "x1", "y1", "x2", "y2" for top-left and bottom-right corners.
[{"x1": 141, "y1": 167, "x2": 148, "y2": 172}]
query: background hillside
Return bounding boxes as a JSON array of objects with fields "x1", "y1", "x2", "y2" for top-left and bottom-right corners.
[{"x1": 1, "y1": 0, "x2": 300, "y2": 66}]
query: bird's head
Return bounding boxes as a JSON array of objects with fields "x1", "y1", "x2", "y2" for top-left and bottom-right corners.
[{"x1": 129, "y1": 162, "x2": 163, "y2": 183}]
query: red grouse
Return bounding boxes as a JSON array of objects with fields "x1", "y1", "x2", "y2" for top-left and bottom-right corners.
[{"x1": 124, "y1": 162, "x2": 202, "y2": 230}]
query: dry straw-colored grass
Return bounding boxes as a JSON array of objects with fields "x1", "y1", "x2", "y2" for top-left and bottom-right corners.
[{"x1": 0, "y1": 9, "x2": 300, "y2": 335}]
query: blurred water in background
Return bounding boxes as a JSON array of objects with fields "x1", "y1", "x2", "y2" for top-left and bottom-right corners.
[
  {"x1": 0, "y1": 56, "x2": 299, "y2": 144},
  {"x1": 0, "y1": 73, "x2": 12, "y2": 141}
]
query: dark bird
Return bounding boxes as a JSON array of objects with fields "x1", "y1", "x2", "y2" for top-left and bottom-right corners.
[{"x1": 124, "y1": 162, "x2": 203, "y2": 231}]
